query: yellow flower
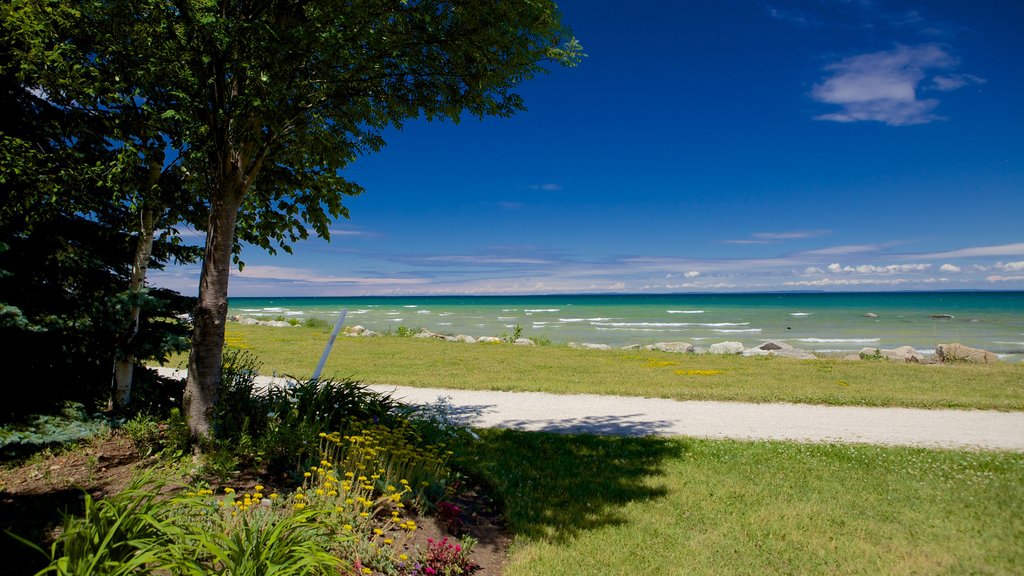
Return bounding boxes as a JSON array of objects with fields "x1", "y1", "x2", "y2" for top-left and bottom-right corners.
[
  {"x1": 224, "y1": 487, "x2": 235, "y2": 494},
  {"x1": 360, "y1": 512, "x2": 369, "y2": 518},
  {"x1": 343, "y1": 524, "x2": 353, "y2": 531},
  {"x1": 294, "y1": 493, "x2": 305, "y2": 500},
  {"x1": 269, "y1": 493, "x2": 278, "y2": 500},
  {"x1": 316, "y1": 489, "x2": 324, "y2": 496},
  {"x1": 327, "y1": 491, "x2": 337, "y2": 497},
  {"x1": 383, "y1": 538, "x2": 393, "y2": 545},
  {"x1": 254, "y1": 485, "x2": 264, "y2": 492},
  {"x1": 361, "y1": 568, "x2": 371, "y2": 575},
  {"x1": 293, "y1": 503, "x2": 306, "y2": 510},
  {"x1": 304, "y1": 472, "x2": 311, "y2": 478},
  {"x1": 399, "y1": 554, "x2": 408, "y2": 561}
]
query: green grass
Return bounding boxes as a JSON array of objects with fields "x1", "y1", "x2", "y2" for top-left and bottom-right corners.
[
  {"x1": 459, "y1": 430, "x2": 1024, "y2": 575},
  {"x1": 162, "y1": 324, "x2": 1024, "y2": 410}
]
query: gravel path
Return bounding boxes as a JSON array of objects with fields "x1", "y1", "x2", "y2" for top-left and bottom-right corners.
[{"x1": 157, "y1": 368, "x2": 1024, "y2": 451}]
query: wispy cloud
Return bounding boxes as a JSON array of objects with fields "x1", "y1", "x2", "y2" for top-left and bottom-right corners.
[
  {"x1": 768, "y1": 7, "x2": 819, "y2": 27},
  {"x1": 528, "y1": 183, "x2": 562, "y2": 192},
  {"x1": 326, "y1": 228, "x2": 378, "y2": 238},
  {"x1": 796, "y1": 243, "x2": 893, "y2": 257},
  {"x1": 811, "y1": 44, "x2": 980, "y2": 126},
  {"x1": 939, "y1": 263, "x2": 961, "y2": 273},
  {"x1": 237, "y1": 265, "x2": 428, "y2": 286},
  {"x1": 996, "y1": 261, "x2": 1024, "y2": 272},
  {"x1": 921, "y1": 243, "x2": 1024, "y2": 259},
  {"x1": 725, "y1": 230, "x2": 830, "y2": 244}
]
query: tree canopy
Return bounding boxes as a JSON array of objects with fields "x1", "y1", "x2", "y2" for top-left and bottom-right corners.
[{"x1": 3, "y1": 0, "x2": 580, "y2": 438}]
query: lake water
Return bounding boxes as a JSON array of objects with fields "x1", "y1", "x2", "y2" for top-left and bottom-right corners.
[{"x1": 229, "y1": 292, "x2": 1024, "y2": 361}]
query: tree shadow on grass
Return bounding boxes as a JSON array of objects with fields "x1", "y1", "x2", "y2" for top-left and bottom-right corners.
[{"x1": 460, "y1": 429, "x2": 685, "y2": 543}]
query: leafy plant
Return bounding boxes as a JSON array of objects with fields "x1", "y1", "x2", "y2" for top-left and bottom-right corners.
[
  {"x1": 303, "y1": 317, "x2": 328, "y2": 329},
  {"x1": 395, "y1": 326, "x2": 418, "y2": 338}
]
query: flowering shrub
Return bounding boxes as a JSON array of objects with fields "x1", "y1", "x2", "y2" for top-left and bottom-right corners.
[{"x1": 418, "y1": 537, "x2": 480, "y2": 576}]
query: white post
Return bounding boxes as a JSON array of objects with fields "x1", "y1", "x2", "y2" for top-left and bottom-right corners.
[{"x1": 311, "y1": 309, "x2": 348, "y2": 381}]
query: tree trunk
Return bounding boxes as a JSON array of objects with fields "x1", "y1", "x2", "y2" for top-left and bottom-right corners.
[
  {"x1": 108, "y1": 205, "x2": 157, "y2": 411},
  {"x1": 109, "y1": 156, "x2": 163, "y2": 412},
  {"x1": 183, "y1": 185, "x2": 244, "y2": 442}
]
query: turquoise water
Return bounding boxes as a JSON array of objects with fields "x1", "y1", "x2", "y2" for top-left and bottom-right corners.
[{"x1": 229, "y1": 292, "x2": 1024, "y2": 361}]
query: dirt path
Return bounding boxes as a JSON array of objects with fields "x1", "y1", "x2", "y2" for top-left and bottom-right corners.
[{"x1": 156, "y1": 368, "x2": 1024, "y2": 451}]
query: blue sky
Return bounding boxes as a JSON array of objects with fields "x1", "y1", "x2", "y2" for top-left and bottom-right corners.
[{"x1": 152, "y1": 0, "x2": 1024, "y2": 296}]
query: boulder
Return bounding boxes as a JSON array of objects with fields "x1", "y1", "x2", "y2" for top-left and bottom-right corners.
[
  {"x1": 360, "y1": 330, "x2": 378, "y2": 337},
  {"x1": 743, "y1": 341, "x2": 815, "y2": 359},
  {"x1": 841, "y1": 354, "x2": 862, "y2": 361},
  {"x1": 476, "y1": 336, "x2": 502, "y2": 344},
  {"x1": 413, "y1": 330, "x2": 445, "y2": 339},
  {"x1": 568, "y1": 342, "x2": 612, "y2": 351},
  {"x1": 859, "y1": 346, "x2": 927, "y2": 363},
  {"x1": 645, "y1": 342, "x2": 695, "y2": 354},
  {"x1": 454, "y1": 334, "x2": 477, "y2": 344},
  {"x1": 513, "y1": 338, "x2": 536, "y2": 346},
  {"x1": 345, "y1": 325, "x2": 367, "y2": 335},
  {"x1": 935, "y1": 343, "x2": 1000, "y2": 364},
  {"x1": 709, "y1": 341, "x2": 744, "y2": 355}
]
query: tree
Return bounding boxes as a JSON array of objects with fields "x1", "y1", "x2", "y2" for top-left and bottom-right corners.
[
  {"x1": 1, "y1": 1, "x2": 198, "y2": 418},
  {"x1": 149, "y1": 0, "x2": 582, "y2": 441},
  {"x1": 3, "y1": 0, "x2": 202, "y2": 410}
]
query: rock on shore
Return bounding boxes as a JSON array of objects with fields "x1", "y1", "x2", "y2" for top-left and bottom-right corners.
[
  {"x1": 936, "y1": 343, "x2": 1000, "y2": 363},
  {"x1": 858, "y1": 346, "x2": 928, "y2": 363}
]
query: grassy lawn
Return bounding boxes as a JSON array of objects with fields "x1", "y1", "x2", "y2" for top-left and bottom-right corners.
[
  {"x1": 162, "y1": 323, "x2": 1024, "y2": 410},
  {"x1": 460, "y1": 430, "x2": 1024, "y2": 575}
]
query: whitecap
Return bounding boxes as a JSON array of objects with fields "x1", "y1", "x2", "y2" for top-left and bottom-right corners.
[
  {"x1": 798, "y1": 338, "x2": 880, "y2": 343},
  {"x1": 591, "y1": 321, "x2": 749, "y2": 328},
  {"x1": 240, "y1": 308, "x2": 261, "y2": 312},
  {"x1": 416, "y1": 310, "x2": 431, "y2": 314},
  {"x1": 524, "y1": 309, "x2": 560, "y2": 313},
  {"x1": 437, "y1": 322, "x2": 452, "y2": 326},
  {"x1": 497, "y1": 316, "x2": 517, "y2": 321},
  {"x1": 404, "y1": 305, "x2": 418, "y2": 308},
  {"x1": 790, "y1": 312, "x2": 813, "y2": 316},
  {"x1": 262, "y1": 307, "x2": 286, "y2": 312},
  {"x1": 666, "y1": 310, "x2": 704, "y2": 314},
  {"x1": 560, "y1": 317, "x2": 612, "y2": 322},
  {"x1": 385, "y1": 312, "x2": 400, "y2": 315},
  {"x1": 438, "y1": 313, "x2": 453, "y2": 317},
  {"x1": 712, "y1": 328, "x2": 762, "y2": 333},
  {"x1": 348, "y1": 310, "x2": 370, "y2": 314}
]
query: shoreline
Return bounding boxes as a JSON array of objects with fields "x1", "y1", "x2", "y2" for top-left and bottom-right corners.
[{"x1": 229, "y1": 315, "x2": 1020, "y2": 364}]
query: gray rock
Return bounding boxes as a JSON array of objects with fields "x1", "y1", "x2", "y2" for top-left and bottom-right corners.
[
  {"x1": 569, "y1": 342, "x2": 612, "y2": 351},
  {"x1": 360, "y1": 330, "x2": 378, "y2": 337},
  {"x1": 936, "y1": 343, "x2": 1000, "y2": 364},
  {"x1": 645, "y1": 342, "x2": 695, "y2": 354},
  {"x1": 859, "y1": 346, "x2": 927, "y2": 363},
  {"x1": 514, "y1": 338, "x2": 536, "y2": 346},
  {"x1": 476, "y1": 336, "x2": 502, "y2": 344},
  {"x1": 744, "y1": 341, "x2": 814, "y2": 359},
  {"x1": 756, "y1": 340, "x2": 793, "y2": 351},
  {"x1": 454, "y1": 334, "x2": 477, "y2": 344},
  {"x1": 841, "y1": 354, "x2": 862, "y2": 361},
  {"x1": 709, "y1": 341, "x2": 744, "y2": 355}
]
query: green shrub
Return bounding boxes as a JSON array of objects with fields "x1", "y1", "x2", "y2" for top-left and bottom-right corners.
[
  {"x1": 0, "y1": 402, "x2": 109, "y2": 460},
  {"x1": 303, "y1": 317, "x2": 329, "y2": 329},
  {"x1": 395, "y1": 325, "x2": 417, "y2": 337}
]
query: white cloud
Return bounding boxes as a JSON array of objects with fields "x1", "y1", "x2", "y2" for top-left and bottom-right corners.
[
  {"x1": 784, "y1": 277, "x2": 949, "y2": 287},
  {"x1": 996, "y1": 261, "x2": 1024, "y2": 272},
  {"x1": 684, "y1": 271, "x2": 701, "y2": 278},
  {"x1": 236, "y1": 265, "x2": 428, "y2": 286},
  {"x1": 804, "y1": 266, "x2": 825, "y2": 274},
  {"x1": 987, "y1": 275, "x2": 1024, "y2": 283},
  {"x1": 923, "y1": 243, "x2": 1024, "y2": 259},
  {"x1": 799, "y1": 244, "x2": 891, "y2": 256},
  {"x1": 823, "y1": 262, "x2": 931, "y2": 274},
  {"x1": 939, "y1": 263, "x2": 961, "y2": 273},
  {"x1": 811, "y1": 44, "x2": 975, "y2": 126},
  {"x1": 932, "y1": 73, "x2": 985, "y2": 92}
]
